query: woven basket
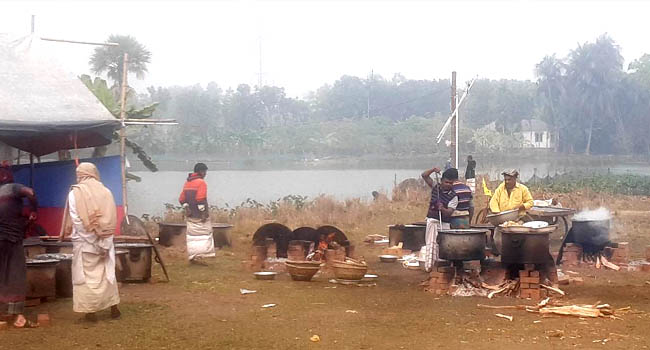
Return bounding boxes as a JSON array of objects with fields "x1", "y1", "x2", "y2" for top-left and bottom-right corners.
[
  {"x1": 285, "y1": 263, "x2": 320, "y2": 281},
  {"x1": 332, "y1": 261, "x2": 368, "y2": 280},
  {"x1": 286, "y1": 260, "x2": 323, "y2": 268}
]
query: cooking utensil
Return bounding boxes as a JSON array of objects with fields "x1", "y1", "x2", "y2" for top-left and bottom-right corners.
[
  {"x1": 253, "y1": 271, "x2": 277, "y2": 280},
  {"x1": 379, "y1": 255, "x2": 398, "y2": 263},
  {"x1": 486, "y1": 209, "x2": 519, "y2": 226},
  {"x1": 436, "y1": 229, "x2": 487, "y2": 261},
  {"x1": 500, "y1": 226, "x2": 556, "y2": 264}
]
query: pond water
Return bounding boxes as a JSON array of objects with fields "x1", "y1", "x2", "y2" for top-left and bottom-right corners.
[{"x1": 129, "y1": 160, "x2": 650, "y2": 216}]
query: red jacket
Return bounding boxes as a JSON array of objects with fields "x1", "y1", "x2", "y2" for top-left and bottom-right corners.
[{"x1": 179, "y1": 173, "x2": 208, "y2": 219}]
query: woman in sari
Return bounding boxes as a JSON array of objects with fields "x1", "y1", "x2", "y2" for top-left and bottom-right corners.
[{"x1": 61, "y1": 163, "x2": 120, "y2": 322}]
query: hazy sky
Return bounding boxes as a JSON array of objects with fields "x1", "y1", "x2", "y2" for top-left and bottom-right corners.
[{"x1": 2, "y1": 0, "x2": 649, "y2": 97}]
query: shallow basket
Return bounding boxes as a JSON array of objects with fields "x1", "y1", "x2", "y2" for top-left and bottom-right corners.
[
  {"x1": 486, "y1": 209, "x2": 519, "y2": 226},
  {"x1": 332, "y1": 261, "x2": 368, "y2": 281},
  {"x1": 285, "y1": 263, "x2": 320, "y2": 281}
]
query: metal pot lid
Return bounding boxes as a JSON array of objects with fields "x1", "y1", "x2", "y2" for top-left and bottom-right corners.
[
  {"x1": 438, "y1": 229, "x2": 487, "y2": 234},
  {"x1": 26, "y1": 258, "x2": 60, "y2": 265},
  {"x1": 114, "y1": 243, "x2": 153, "y2": 248},
  {"x1": 35, "y1": 253, "x2": 72, "y2": 260},
  {"x1": 571, "y1": 218, "x2": 611, "y2": 223},
  {"x1": 40, "y1": 241, "x2": 73, "y2": 246}
]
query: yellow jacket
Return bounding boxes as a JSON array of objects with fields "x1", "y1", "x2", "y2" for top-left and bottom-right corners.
[{"x1": 489, "y1": 182, "x2": 534, "y2": 214}]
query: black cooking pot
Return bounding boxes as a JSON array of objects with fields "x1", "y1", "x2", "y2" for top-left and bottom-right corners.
[
  {"x1": 570, "y1": 219, "x2": 610, "y2": 248},
  {"x1": 501, "y1": 231, "x2": 550, "y2": 264},
  {"x1": 437, "y1": 229, "x2": 487, "y2": 261}
]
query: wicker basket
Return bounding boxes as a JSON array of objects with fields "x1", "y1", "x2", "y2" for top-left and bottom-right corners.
[
  {"x1": 331, "y1": 261, "x2": 368, "y2": 280},
  {"x1": 285, "y1": 263, "x2": 320, "y2": 281},
  {"x1": 286, "y1": 260, "x2": 323, "y2": 268}
]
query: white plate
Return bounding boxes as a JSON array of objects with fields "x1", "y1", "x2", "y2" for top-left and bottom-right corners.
[{"x1": 522, "y1": 221, "x2": 549, "y2": 229}]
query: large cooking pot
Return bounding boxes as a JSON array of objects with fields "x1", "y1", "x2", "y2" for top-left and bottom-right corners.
[
  {"x1": 437, "y1": 229, "x2": 487, "y2": 261},
  {"x1": 570, "y1": 219, "x2": 610, "y2": 248},
  {"x1": 500, "y1": 226, "x2": 555, "y2": 264}
]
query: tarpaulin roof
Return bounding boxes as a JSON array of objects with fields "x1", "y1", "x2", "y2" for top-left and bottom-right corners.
[{"x1": 0, "y1": 35, "x2": 120, "y2": 156}]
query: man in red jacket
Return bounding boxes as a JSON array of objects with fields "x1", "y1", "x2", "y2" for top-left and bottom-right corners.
[{"x1": 179, "y1": 163, "x2": 215, "y2": 265}]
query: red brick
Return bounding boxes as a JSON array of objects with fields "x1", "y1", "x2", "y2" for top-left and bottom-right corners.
[
  {"x1": 520, "y1": 283, "x2": 529, "y2": 289},
  {"x1": 641, "y1": 264, "x2": 650, "y2": 272},
  {"x1": 37, "y1": 314, "x2": 50, "y2": 327},
  {"x1": 520, "y1": 276, "x2": 540, "y2": 283},
  {"x1": 528, "y1": 283, "x2": 540, "y2": 289},
  {"x1": 519, "y1": 270, "x2": 530, "y2": 277},
  {"x1": 529, "y1": 271, "x2": 540, "y2": 277},
  {"x1": 521, "y1": 289, "x2": 541, "y2": 299},
  {"x1": 430, "y1": 271, "x2": 454, "y2": 279}
]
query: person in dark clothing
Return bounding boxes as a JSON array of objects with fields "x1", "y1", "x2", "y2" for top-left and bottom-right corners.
[
  {"x1": 465, "y1": 155, "x2": 476, "y2": 180},
  {"x1": 0, "y1": 166, "x2": 38, "y2": 328}
]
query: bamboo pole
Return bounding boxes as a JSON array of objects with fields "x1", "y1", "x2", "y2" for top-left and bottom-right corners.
[
  {"x1": 40, "y1": 37, "x2": 119, "y2": 46},
  {"x1": 450, "y1": 72, "x2": 457, "y2": 168},
  {"x1": 119, "y1": 53, "x2": 129, "y2": 225}
]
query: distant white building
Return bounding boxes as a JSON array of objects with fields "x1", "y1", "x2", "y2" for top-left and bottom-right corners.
[{"x1": 519, "y1": 119, "x2": 554, "y2": 149}]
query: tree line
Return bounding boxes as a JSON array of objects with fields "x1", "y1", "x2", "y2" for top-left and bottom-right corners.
[{"x1": 89, "y1": 34, "x2": 650, "y2": 159}]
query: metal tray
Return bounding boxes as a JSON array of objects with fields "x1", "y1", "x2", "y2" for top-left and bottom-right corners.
[{"x1": 499, "y1": 225, "x2": 557, "y2": 234}]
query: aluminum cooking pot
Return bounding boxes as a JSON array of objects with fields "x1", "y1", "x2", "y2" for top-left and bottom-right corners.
[{"x1": 437, "y1": 229, "x2": 487, "y2": 261}]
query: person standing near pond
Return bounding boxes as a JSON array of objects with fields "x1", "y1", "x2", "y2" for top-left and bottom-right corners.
[
  {"x1": 421, "y1": 167, "x2": 459, "y2": 271},
  {"x1": 179, "y1": 163, "x2": 215, "y2": 265},
  {"x1": 61, "y1": 163, "x2": 120, "y2": 322},
  {"x1": 0, "y1": 165, "x2": 38, "y2": 328},
  {"x1": 465, "y1": 155, "x2": 476, "y2": 193}
]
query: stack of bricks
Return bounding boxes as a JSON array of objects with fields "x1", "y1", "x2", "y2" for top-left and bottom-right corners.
[
  {"x1": 519, "y1": 264, "x2": 545, "y2": 300},
  {"x1": 427, "y1": 262, "x2": 455, "y2": 295},
  {"x1": 562, "y1": 244, "x2": 583, "y2": 265},
  {"x1": 604, "y1": 243, "x2": 629, "y2": 265}
]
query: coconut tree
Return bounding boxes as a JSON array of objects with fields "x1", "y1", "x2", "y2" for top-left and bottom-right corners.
[
  {"x1": 566, "y1": 34, "x2": 623, "y2": 155},
  {"x1": 89, "y1": 35, "x2": 151, "y2": 87}
]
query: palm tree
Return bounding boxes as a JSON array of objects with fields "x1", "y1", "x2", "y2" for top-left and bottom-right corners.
[
  {"x1": 566, "y1": 34, "x2": 623, "y2": 155},
  {"x1": 89, "y1": 35, "x2": 151, "y2": 86},
  {"x1": 535, "y1": 55, "x2": 566, "y2": 152}
]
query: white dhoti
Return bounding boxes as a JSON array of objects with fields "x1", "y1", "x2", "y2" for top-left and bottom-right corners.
[
  {"x1": 68, "y1": 191, "x2": 120, "y2": 313},
  {"x1": 72, "y1": 249, "x2": 120, "y2": 313},
  {"x1": 186, "y1": 219, "x2": 216, "y2": 260},
  {"x1": 466, "y1": 178, "x2": 476, "y2": 193},
  {"x1": 424, "y1": 218, "x2": 451, "y2": 272}
]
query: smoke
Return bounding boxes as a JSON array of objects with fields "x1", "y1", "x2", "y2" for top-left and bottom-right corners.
[{"x1": 573, "y1": 207, "x2": 612, "y2": 221}]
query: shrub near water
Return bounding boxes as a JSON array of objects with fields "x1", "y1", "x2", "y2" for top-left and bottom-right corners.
[{"x1": 528, "y1": 172, "x2": 650, "y2": 196}]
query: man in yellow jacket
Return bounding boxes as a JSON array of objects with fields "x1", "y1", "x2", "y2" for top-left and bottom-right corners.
[{"x1": 489, "y1": 169, "x2": 534, "y2": 215}]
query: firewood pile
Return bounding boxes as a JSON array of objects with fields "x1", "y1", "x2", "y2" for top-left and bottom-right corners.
[
  {"x1": 561, "y1": 242, "x2": 633, "y2": 271},
  {"x1": 478, "y1": 297, "x2": 631, "y2": 320},
  {"x1": 483, "y1": 264, "x2": 565, "y2": 300}
]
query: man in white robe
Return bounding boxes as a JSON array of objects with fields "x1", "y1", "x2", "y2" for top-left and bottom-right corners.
[{"x1": 61, "y1": 163, "x2": 120, "y2": 322}]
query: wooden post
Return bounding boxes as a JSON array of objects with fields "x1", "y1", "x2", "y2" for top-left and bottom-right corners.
[
  {"x1": 450, "y1": 71, "x2": 457, "y2": 168},
  {"x1": 119, "y1": 53, "x2": 129, "y2": 224}
]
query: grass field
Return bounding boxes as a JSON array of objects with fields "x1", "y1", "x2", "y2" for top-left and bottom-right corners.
[{"x1": 3, "y1": 188, "x2": 650, "y2": 349}]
